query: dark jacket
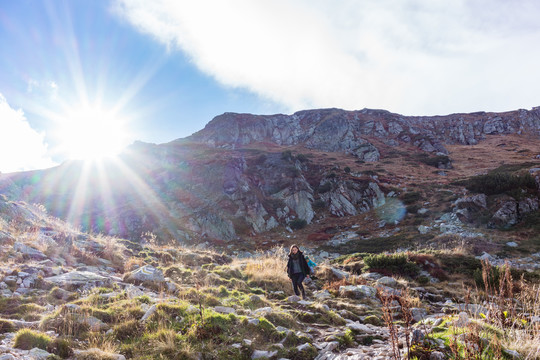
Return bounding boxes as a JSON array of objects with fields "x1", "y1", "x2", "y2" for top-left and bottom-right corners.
[{"x1": 286, "y1": 251, "x2": 311, "y2": 278}]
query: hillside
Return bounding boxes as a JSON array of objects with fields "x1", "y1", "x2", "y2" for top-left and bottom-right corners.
[
  {"x1": 1, "y1": 107, "x2": 540, "y2": 262},
  {"x1": 0, "y1": 195, "x2": 538, "y2": 359}
]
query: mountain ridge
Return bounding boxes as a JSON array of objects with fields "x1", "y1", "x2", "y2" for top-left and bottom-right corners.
[{"x1": 1, "y1": 106, "x2": 540, "y2": 255}]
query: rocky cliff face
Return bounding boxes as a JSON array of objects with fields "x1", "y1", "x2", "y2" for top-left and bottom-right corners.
[{"x1": 189, "y1": 107, "x2": 540, "y2": 154}]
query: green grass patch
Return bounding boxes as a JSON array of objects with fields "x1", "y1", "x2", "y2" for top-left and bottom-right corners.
[{"x1": 14, "y1": 329, "x2": 52, "y2": 350}]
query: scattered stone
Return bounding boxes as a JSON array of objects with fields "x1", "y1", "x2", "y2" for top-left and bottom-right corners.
[
  {"x1": 252, "y1": 350, "x2": 277, "y2": 359},
  {"x1": 141, "y1": 304, "x2": 157, "y2": 322},
  {"x1": 297, "y1": 342, "x2": 313, "y2": 352},
  {"x1": 361, "y1": 272, "x2": 382, "y2": 281},
  {"x1": 28, "y1": 347, "x2": 51, "y2": 360},
  {"x1": 411, "y1": 329, "x2": 425, "y2": 345},
  {"x1": 13, "y1": 242, "x2": 47, "y2": 260},
  {"x1": 376, "y1": 276, "x2": 398, "y2": 287},
  {"x1": 45, "y1": 271, "x2": 109, "y2": 287},
  {"x1": 429, "y1": 351, "x2": 446, "y2": 360},
  {"x1": 123, "y1": 265, "x2": 166, "y2": 289},
  {"x1": 410, "y1": 308, "x2": 427, "y2": 323},
  {"x1": 330, "y1": 267, "x2": 350, "y2": 280},
  {"x1": 287, "y1": 295, "x2": 301, "y2": 303},
  {"x1": 252, "y1": 307, "x2": 272, "y2": 315},
  {"x1": 248, "y1": 318, "x2": 260, "y2": 326},
  {"x1": 455, "y1": 312, "x2": 469, "y2": 327},
  {"x1": 417, "y1": 225, "x2": 430, "y2": 234},
  {"x1": 506, "y1": 241, "x2": 518, "y2": 247},
  {"x1": 502, "y1": 349, "x2": 521, "y2": 359},
  {"x1": 339, "y1": 285, "x2": 377, "y2": 299},
  {"x1": 214, "y1": 306, "x2": 236, "y2": 314},
  {"x1": 346, "y1": 322, "x2": 370, "y2": 332},
  {"x1": 313, "y1": 290, "x2": 332, "y2": 300},
  {"x1": 186, "y1": 305, "x2": 199, "y2": 314}
]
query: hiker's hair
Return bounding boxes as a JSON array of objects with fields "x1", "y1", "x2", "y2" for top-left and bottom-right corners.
[{"x1": 288, "y1": 244, "x2": 300, "y2": 256}]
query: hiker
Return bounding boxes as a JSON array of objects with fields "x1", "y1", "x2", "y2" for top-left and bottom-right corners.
[{"x1": 286, "y1": 244, "x2": 311, "y2": 299}]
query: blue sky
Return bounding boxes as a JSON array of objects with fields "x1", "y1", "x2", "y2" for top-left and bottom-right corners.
[{"x1": 2, "y1": 0, "x2": 540, "y2": 172}]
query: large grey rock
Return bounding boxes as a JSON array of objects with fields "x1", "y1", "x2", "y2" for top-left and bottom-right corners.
[
  {"x1": 346, "y1": 322, "x2": 371, "y2": 332},
  {"x1": 353, "y1": 143, "x2": 380, "y2": 162},
  {"x1": 123, "y1": 265, "x2": 166, "y2": 289},
  {"x1": 45, "y1": 271, "x2": 108, "y2": 287},
  {"x1": 214, "y1": 306, "x2": 235, "y2": 314},
  {"x1": 13, "y1": 242, "x2": 47, "y2": 260},
  {"x1": 361, "y1": 272, "x2": 382, "y2": 281},
  {"x1": 339, "y1": 285, "x2": 377, "y2": 299},
  {"x1": 330, "y1": 267, "x2": 350, "y2": 280},
  {"x1": 489, "y1": 201, "x2": 519, "y2": 228},
  {"x1": 141, "y1": 304, "x2": 157, "y2": 322},
  {"x1": 252, "y1": 350, "x2": 277, "y2": 359},
  {"x1": 376, "y1": 276, "x2": 398, "y2": 287},
  {"x1": 410, "y1": 308, "x2": 427, "y2": 322},
  {"x1": 313, "y1": 290, "x2": 332, "y2": 300},
  {"x1": 28, "y1": 348, "x2": 51, "y2": 360}
]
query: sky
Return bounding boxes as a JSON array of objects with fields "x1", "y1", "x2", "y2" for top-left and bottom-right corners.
[{"x1": 1, "y1": 0, "x2": 540, "y2": 173}]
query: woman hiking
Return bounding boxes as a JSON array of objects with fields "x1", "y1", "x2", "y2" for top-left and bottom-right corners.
[{"x1": 286, "y1": 244, "x2": 311, "y2": 299}]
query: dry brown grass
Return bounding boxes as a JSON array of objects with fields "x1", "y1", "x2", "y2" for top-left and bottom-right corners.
[{"x1": 240, "y1": 246, "x2": 291, "y2": 292}]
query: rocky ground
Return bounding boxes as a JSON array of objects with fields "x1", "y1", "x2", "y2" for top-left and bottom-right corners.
[{"x1": 0, "y1": 196, "x2": 539, "y2": 359}]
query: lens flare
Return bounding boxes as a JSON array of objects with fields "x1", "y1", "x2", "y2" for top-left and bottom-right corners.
[{"x1": 375, "y1": 198, "x2": 407, "y2": 224}]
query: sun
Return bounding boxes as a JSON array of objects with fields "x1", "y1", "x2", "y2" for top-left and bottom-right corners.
[{"x1": 57, "y1": 106, "x2": 131, "y2": 160}]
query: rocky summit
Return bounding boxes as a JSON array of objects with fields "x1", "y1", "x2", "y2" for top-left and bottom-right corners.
[{"x1": 0, "y1": 106, "x2": 540, "y2": 359}]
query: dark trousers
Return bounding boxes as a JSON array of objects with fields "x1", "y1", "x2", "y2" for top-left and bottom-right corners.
[{"x1": 290, "y1": 272, "x2": 305, "y2": 296}]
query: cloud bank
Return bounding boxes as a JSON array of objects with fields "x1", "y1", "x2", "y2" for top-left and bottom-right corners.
[
  {"x1": 0, "y1": 94, "x2": 56, "y2": 173},
  {"x1": 114, "y1": 0, "x2": 540, "y2": 115}
]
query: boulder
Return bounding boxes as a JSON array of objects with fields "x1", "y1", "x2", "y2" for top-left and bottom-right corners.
[
  {"x1": 141, "y1": 304, "x2": 157, "y2": 322},
  {"x1": 410, "y1": 308, "x2": 427, "y2": 323},
  {"x1": 287, "y1": 295, "x2": 301, "y2": 303},
  {"x1": 45, "y1": 271, "x2": 109, "y2": 288},
  {"x1": 330, "y1": 267, "x2": 350, "y2": 280},
  {"x1": 214, "y1": 306, "x2": 235, "y2": 314},
  {"x1": 339, "y1": 285, "x2": 377, "y2": 299},
  {"x1": 123, "y1": 265, "x2": 166, "y2": 290},
  {"x1": 252, "y1": 350, "x2": 277, "y2": 359},
  {"x1": 346, "y1": 322, "x2": 371, "y2": 332},
  {"x1": 28, "y1": 348, "x2": 51, "y2": 360},
  {"x1": 376, "y1": 276, "x2": 398, "y2": 287},
  {"x1": 353, "y1": 143, "x2": 380, "y2": 162},
  {"x1": 13, "y1": 242, "x2": 47, "y2": 260},
  {"x1": 489, "y1": 201, "x2": 518, "y2": 228}
]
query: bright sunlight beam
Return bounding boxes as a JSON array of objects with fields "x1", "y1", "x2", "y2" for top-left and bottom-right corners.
[{"x1": 57, "y1": 105, "x2": 130, "y2": 160}]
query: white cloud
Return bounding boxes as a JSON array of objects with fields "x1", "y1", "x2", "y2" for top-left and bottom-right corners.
[
  {"x1": 0, "y1": 94, "x2": 56, "y2": 173},
  {"x1": 114, "y1": 0, "x2": 540, "y2": 115}
]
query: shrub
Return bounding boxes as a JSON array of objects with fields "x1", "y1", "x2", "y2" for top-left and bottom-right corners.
[
  {"x1": 281, "y1": 150, "x2": 293, "y2": 161},
  {"x1": 317, "y1": 182, "x2": 332, "y2": 193},
  {"x1": 363, "y1": 253, "x2": 420, "y2": 277},
  {"x1": 14, "y1": 329, "x2": 52, "y2": 350},
  {"x1": 400, "y1": 191, "x2": 422, "y2": 205},
  {"x1": 0, "y1": 319, "x2": 15, "y2": 333},
  {"x1": 461, "y1": 171, "x2": 537, "y2": 196},
  {"x1": 289, "y1": 218, "x2": 307, "y2": 230},
  {"x1": 296, "y1": 153, "x2": 308, "y2": 163},
  {"x1": 312, "y1": 199, "x2": 326, "y2": 210},
  {"x1": 344, "y1": 166, "x2": 351, "y2": 173},
  {"x1": 417, "y1": 154, "x2": 451, "y2": 168},
  {"x1": 113, "y1": 319, "x2": 143, "y2": 341},
  {"x1": 47, "y1": 337, "x2": 74, "y2": 358}
]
